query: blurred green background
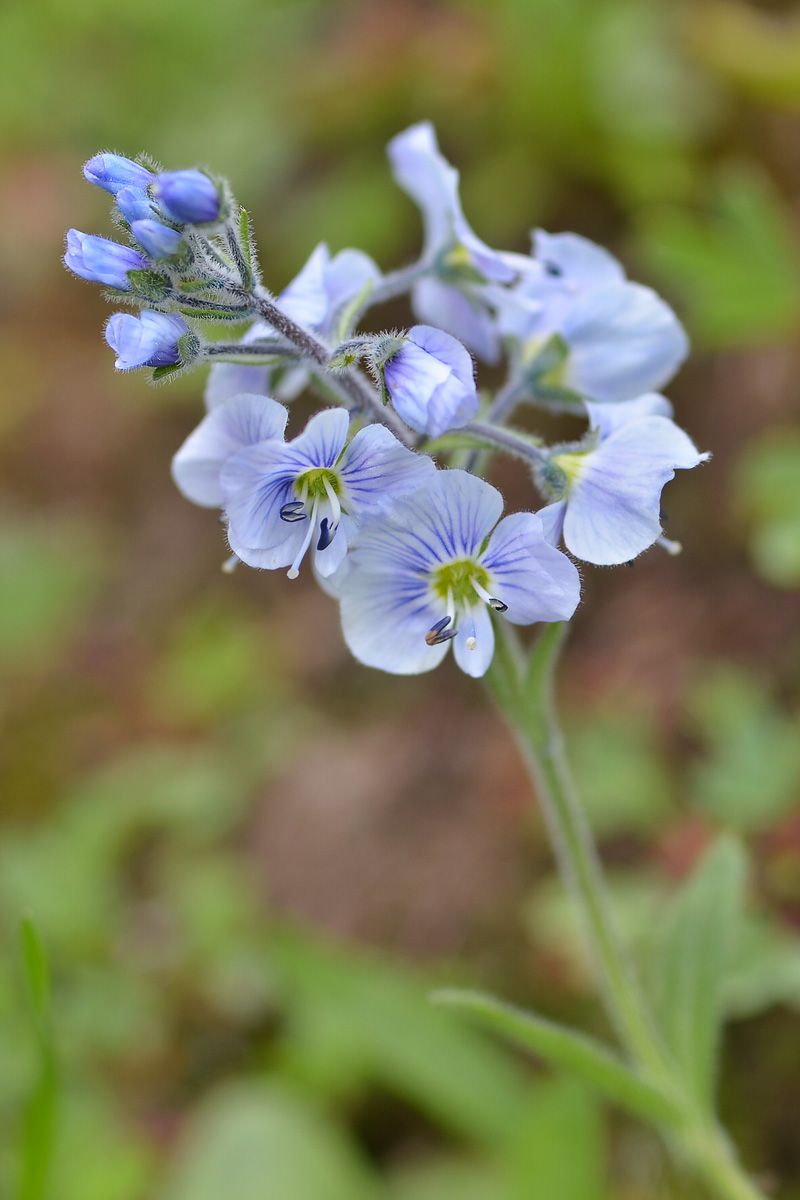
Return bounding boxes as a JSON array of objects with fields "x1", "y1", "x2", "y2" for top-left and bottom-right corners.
[{"x1": 2, "y1": 0, "x2": 800, "y2": 1196}]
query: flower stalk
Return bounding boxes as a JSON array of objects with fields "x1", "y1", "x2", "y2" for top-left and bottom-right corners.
[{"x1": 488, "y1": 621, "x2": 768, "y2": 1200}]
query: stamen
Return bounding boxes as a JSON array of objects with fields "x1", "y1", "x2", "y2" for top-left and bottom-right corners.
[
  {"x1": 425, "y1": 615, "x2": 458, "y2": 646},
  {"x1": 657, "y1": 536, "x2": 682, "y2": 557},
  {"x1": 287, "y1": 497, "x2": 318, "y2": 579},
  {"x1": 221, "y1": 554, "x2": 239, "y2": 574},
  {"x1": 543, "y1": 260, "x2": 562, "y2": 277},
  {"x1": 465, "y1": 609, "x2": 478, "y2": 651},
  {"x1": 322, "y1": 476, "x2": 342, "y2": 527},
  {"x1": 316, "y1": 517, "x2": 337, "y2": 551},
  {"x1": 471, "y1": 578, "x2": 508, "y2": 612},
  {"x1": 280, "y1": 500, "x2": 307, "y2": 523}
]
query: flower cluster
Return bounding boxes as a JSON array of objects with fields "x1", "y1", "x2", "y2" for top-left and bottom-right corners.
[{"x1": 65, "y1": 128, "x2": 708, "y2": 678}]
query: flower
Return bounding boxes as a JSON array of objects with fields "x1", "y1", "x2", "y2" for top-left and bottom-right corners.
[
  {"x1": 172, "y1": 394, "x2": 289, "y2": 507},
  {"x1": 105, "y1": 311, "x2": 190, "y2": 370},
  {"x1": 116, "y1": 187, "x2": 158, "y2": 224},
  {"x1": 130, "y1": 219, "x2": 183, "y2": 260},
  {"x1": 387, "y1": 122, "x2": 514, "y2": 362},
  {"x1": 338, "y1": 469, "x2": 581, "y2": 677},
  {"x1": 492, "y1": 230, "x2": 689, "y2": 403},
  {"x1": 536, "y1": 394, "x2": 709, "y2": 565},
  {"x1": 153, "y1": 170, "x2": 221, "y2": 225},
  {"x1": 64, "y1": 230, "x2": 148, "y2": 290},
  {"x1": 221, "y1": 408, "x2": 435, "y2": 579},
  {"x1": 83, "y1": 153, "x2": 154, "y2": 195},
  {"x1": 204, "y1": 243, "x2": 381, "y2": 409},
  {"x1": 380, "y1": 325, "x2": 479, "y2": 438}
]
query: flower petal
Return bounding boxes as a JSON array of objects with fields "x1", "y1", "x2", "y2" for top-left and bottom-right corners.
[
  {"x1": 338, "y1": 425, "x2": 436, "y2": 514},
  {"x1": 204, "y1": 321, "x2": 274, "y2": 410},
  {"x1": 172, "y1": 394, "x2": 288, "y2": 507},
  {"x1": 583, "y1": 393, "x2": 673, "y2": 437},
  {"x1": 481, "y1": 512, "x2": 581, "y2": 624},
  {"x1": 221, "y1": 441, "x2": 298, "y2": 552},
  {"x1": 453, "y1": 603, "x2": 495, "y2": 678},
  {"x1": 562, "y1": 417, "x2": 709, "y2": 565},
  {"x1": 561, "y1": 283, "x2": 689, "y2": 402},
  {"x1": 533, "y1": 230, "x2": 626, "y2": 290},
  {"x1": 287, "y1": 407, "x2": 350, "y2": 470},
  {"x1": 279, "y1": 242, "x2": 331, "y2": 328},
  {"x1": 412, "y1": 277, "x2": 500, "y2": 363}
]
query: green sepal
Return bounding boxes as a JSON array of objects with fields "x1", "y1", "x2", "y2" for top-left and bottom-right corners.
[
  {"x1": 330, "y1": 277, "x2": 375, "y2": 344},
  {"x1": 432, "y1": 988, "x2": 685, "y2": 1129},
  {"x1": 19, "y1": 916, "x2": 58, "y2": 1200},
  {"x1": 151, "y1": 363, "x2": 184, "y2": 382},
  {"x1": 237, "y1": 208, "x2": 254, "y2": 289},
  {"x1": 176, "y1": 306, "x2": 246, "y2": 322},
  {"x1": 126, "y1": 269, "x2": 171, "y2": 301}
]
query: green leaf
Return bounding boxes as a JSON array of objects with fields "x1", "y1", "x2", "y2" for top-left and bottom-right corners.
[
  {"x1": 646, "y1": 835, "x2": 747, "y2": 1111},
  {"x1": 157, "y1": 1082, "x2": 382, "y2": 1200},
  {"x1": 17, "y1": 917, "x2": 58, "y2": 1200},
  {"x1": 431, "y1": 989, "x2": 683, "y2": 1128},
  {"x1": 503, "y1": 1077, "x2": 607, "y2": 1200},
  {"x1": 735, "y1": 429, "x2": 800, "y2": 587},
  {"x1": 151, "y1": 363, "x2": 184, "y2": 382}
]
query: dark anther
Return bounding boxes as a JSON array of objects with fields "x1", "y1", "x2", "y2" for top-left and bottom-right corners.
[
  {"x1": 543, "y1": 260, "x2": 563, "y2": 277},
  {"x1": 425, "y1": 615, "x2": 458, "y2": 646},
  {"x1": 316, "y1": 518, "x2": 337, "y2": 551},
  {"x1": 660, "y1": 506, "x2": 669, "y2": 522},
  {"x1": 489, "y1": 598, "x2": 508, "y2": 612},
  {"x1": 280, "y1": 501, "x2": 307, "y2": 523}
]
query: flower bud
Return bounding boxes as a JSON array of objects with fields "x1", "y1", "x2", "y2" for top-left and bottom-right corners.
[
  {"x1": 64, "y1": 230, "x2": 148, "y2": 290},
  {"x1": 105, "y1": 311, "x2": 190, "y2": 370},
  {"x1": 130, "y1": 219, "x2": 183, "y2": 260},
  {"x1": 152, "y1": 170, "x2": 221, "y2": 225},
  {"x1": 381, "y1": 325, "x2": 479, "y2": 438},
  {"x1": 116, "y1": 187, "x2": 157, "y2": 224},
  {"x1": 83, "y1": 153, "x2": 154, "y2": 195}
]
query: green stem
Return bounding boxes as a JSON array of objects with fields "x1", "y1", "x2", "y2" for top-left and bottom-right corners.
[{"x1": 488, "y1": 621, "x2": 769, "y2": 1200}]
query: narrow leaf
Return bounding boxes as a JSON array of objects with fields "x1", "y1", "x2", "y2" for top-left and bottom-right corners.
[
  {"x1": 17, "y1": 917, "x2": 58, "y2": 1200},
  {"x1": 432, "y1": 989, "x2": 684, "y2": 1128},
  {"x1": 647, "y1": 834, "x2": 747, "y2": 1110}
]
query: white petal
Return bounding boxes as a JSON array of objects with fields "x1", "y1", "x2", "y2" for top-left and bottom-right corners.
[
  {"x1": 561, "y1": 283, "x2": 689, "y2": 402},
  {"x1": 453, "y1": 603, "x2": 495, "y2": 678},
  {"x1": 279, "y1": 243, "x2": 331, "y2": 328},
  {"x1": 562, "y1": 417, "x2": 708, "y2": 565},
  {"x1": 412, "y1": 278, "x2": 500, "y2": 363},
  {"x1": 584, "y1": 393, "x2": 673, "y2": 436},
  {"x1": 338, "y1": 425, "x2": 435, "y2": 515},
  {"x1": 536, "y1": 501, "x2": 567, "y2": 547},
  {"x1": 339, "y1": 559, "x2": 449, "y2": 675},
  {"x1": 204, "y1": 322, "x2": 274, "y2": 410},
  {"x1": 481, "y1": 512, "x2": 581, "y2": 624},
  {"x1": 533, "y1": 230, "x2": 626, "y2": 289},
  {"x1": 171, "y1": 394, "x2": 288, "y2": 507}
]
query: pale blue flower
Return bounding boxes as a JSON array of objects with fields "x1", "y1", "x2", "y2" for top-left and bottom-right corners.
[
  {"x1": 338, "y1": 470, "x2": 581, "y2": 678},
  {"x1": 537, "y1": 394, "x2": 709, "y2": 565},
  {"x1": 493, "y1": 230, "x2": 689, "y2": 403},
  {"x1": 382, "y1": 325, "x2": 479, "y2": 438},
  {"x1": 172, "y1": 394, "x2": 289, "y2": 507},
  {"x1": 83, "y1": 153, "x2": 154, "y2": 195},
  {"x1": 153, "y1": 170, "x2": 221, "y2": 225},
  {"x1": 387, "y1": 122, "x2": 513, "y2": 361},
  {"x1": 204, "y1": 243, "x2": 380, "y2": 409},
  {"x1": 221, "y1": 408, "x2": 435, "y2": 579},
  {"x1": 64, "y1": 230, "x2": 147, "y2": 290},
  {"x1": 105, "y1": 310, "x2": 189, "y2": 370},
  {"x1": 130, "y1": 219, "x2": 183, "y2": 260}
]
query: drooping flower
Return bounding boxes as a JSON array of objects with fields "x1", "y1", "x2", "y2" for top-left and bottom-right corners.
[
  {"x1": 387, "y1": 122, "x2": 514, "y2": 362},
  {"x1": 221, "y1": 408, "x2": 435, "y2": 579},
  {"x1": 380, "y1": 325, "x2": 479, "y2": 438},
  {"x1": 172, "y1": 394, "x2": 289, "y2": 507},
  {"x1": 64, "y1": 230, "x2": 148, "y2": 290},
  {"x1": 130, "y1": 219, "x2": 183, "y2": 260},
  {"x1": 83, "y1": 153, "x2": 154, "y2": 195},
  {"x1": 492, "y1": 230, "x2": 689, "y2": 403},
  {"x1": 338, "y1": 469, "x2": 581, "y2": 678},
  {"x1": 204, "y1": 243, "x2": 381, "y2": 409},
  {"x1": 153, "y1": 169, "x2": 221, "y2": 225},
  {"x1": 105, "y1": 311, "x2": 190, "y2": 370},
  {"x1": 536, "y1": 394, "x2": 709, "y2": 565}
]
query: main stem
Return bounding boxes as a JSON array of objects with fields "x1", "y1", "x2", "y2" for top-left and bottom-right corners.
[{"x1": 490, "y1": 621, "x2": 768, "y2": 1200}]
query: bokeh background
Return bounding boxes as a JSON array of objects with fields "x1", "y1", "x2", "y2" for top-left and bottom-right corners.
[{"x1": 2, "y1": 0, "x2": 800, "y2": 1196}]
